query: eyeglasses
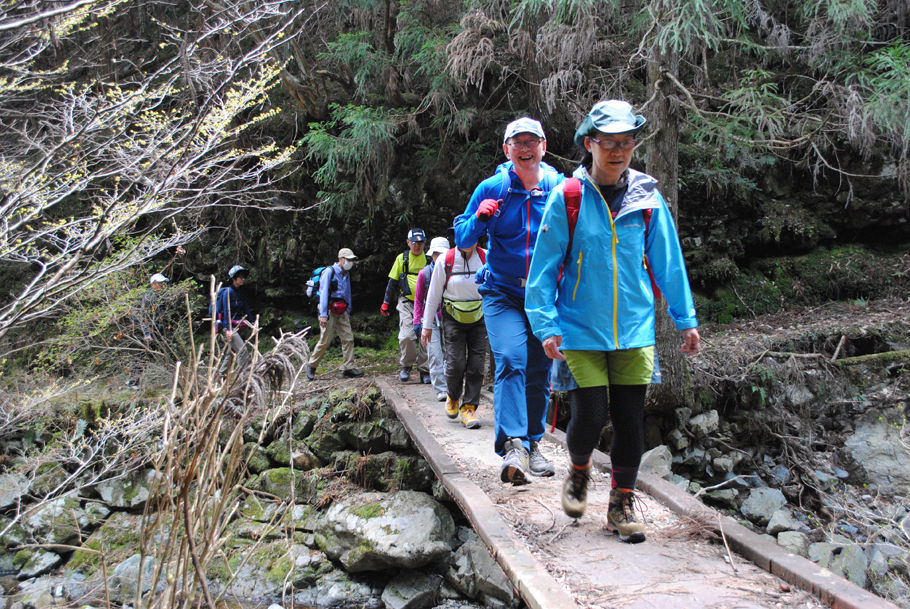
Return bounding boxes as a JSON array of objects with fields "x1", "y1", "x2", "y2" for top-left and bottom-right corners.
[
  {"x1": 590, "y1": 137, "x2": 637, "y2": 151},
  {"x1": 508, "y1": 138, "x2": 543, "y2": 149}
]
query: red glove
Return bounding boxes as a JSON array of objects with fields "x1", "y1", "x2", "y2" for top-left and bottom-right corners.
[
  {"x1": 380, "y1": 302, "x2": 390, "y2": 317},
  {"x1": 476, "y1": 199, "x2": 499, "y2": 221}
]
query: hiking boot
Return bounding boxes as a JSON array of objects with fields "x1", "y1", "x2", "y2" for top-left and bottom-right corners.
[
  {"x1": 305, "y1": 365, "x2": 316, "y2": 381},
  {"x1": 435, "y1": 392, "x2": 447, "y2": 402},
  {"x1": 342, "y1": 368, "x2": 364, "y2": 378},
  {"x1": 458, "y1": 404, "x2": 480, "y2": 429},
  {"x1": 444, "y1": 396, "x2": 460, "y2": 419},
  {"x1": 499, "y1": 438, "x2": 530, "y2": 485},
  {"x1": 399, "y1": 366, "x2": 412, "y2": 382},
  {"x1": 606, "y1": 488, "x2": 647, "y2": 543},
  {"x1": 561, "y1": 465, "x2": 590, "y2": 518},
  {"x1": 528, "y1": 441, "x2": 555, "y2": 477},
  {"x1": 420, "y1": 371, "x2": 431, "y2": 384}
]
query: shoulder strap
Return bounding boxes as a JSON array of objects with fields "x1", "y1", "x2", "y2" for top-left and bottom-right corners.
[
  {"x1": 498, "y1": 167, "x2": 511, "y2": 201},
  {"x1": 444, "y1": 248, "x2": 456, "y2": 291},
  {"x1": 564, "y1": 177, "x2": 582, "y2": 254},
  {"x1": 401, "y1": 250, "x2": 409, "y2": 276},
  {"x1": 556, "y1": 178, "x2": 582, "y2": 283},
  {"x1": 641, "y1": 208, "x2": 661, "y2": 299}
]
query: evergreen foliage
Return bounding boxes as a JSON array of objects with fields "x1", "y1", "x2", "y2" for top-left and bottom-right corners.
[{"x1": 2, "y1": 0, "x2": 908, "y2": 336}]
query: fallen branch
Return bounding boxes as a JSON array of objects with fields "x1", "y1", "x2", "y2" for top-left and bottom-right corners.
[
  {"x1": 830, "y1": 335, "x2": 847, "y2": 363},
  {"x1": 717, "y1": 513, "x2": 738, "y2": 575}
]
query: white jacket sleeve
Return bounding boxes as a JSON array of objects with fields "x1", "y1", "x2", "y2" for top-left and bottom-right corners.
[{"x1": 422, "y1": 255, "x2": 447, "y2": 328}]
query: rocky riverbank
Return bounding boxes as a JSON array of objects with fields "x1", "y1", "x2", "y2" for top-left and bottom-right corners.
[
  {"x1": 638, "y1": 298, "x2": 910, "y2": 606},
  {"x1": 0, "y1": 383, "x2": 519, "y2": 609}
]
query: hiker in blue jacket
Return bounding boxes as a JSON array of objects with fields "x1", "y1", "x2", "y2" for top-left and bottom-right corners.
[
  {"x1": 525, "y1": 100, "x2": 700, "y2": 543},
  {"x1": 215, "y1": 265, "x2": 254, "y2": 376},
  {"x1": 453, "y1": 117, "x2": 564, "y2": 485}
]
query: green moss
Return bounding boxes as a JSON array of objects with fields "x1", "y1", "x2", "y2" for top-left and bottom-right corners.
[
  {"x1": 396, "y1": 458, "x2": 412, "y2": 478},
  {"x1": 13, "y1": 549, "x2": 34, "y2": 567},
  {"x1": 69, "y1": 513, "x2": 157, "y2": 577},
  {"x1": 350, "y1": 502, "x2": 384, "y2": 519},
  {"x1": 264, "y1": 467, "x2": 294, "y2": 487},
  {"x1": 266, "y1": 553, "x2": 294, "y2": 584}
]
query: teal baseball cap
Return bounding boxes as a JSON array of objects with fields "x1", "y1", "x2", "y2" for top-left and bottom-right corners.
[{"x1": 573, "y1": 100, "x2": 646, "y2": 148}]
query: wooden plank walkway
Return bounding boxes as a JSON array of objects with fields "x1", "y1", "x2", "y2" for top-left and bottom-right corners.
[{"x1": 377, "y1": 378, "x2": 897, "y2": 609}]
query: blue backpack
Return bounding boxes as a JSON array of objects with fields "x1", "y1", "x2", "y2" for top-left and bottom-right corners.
[{"x1": 305, "y1": 266, "x2": 337, "y2": 306}]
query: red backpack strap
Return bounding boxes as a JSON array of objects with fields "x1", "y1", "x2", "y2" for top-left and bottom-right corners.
[
  {"x1": 641, "y1": 208, "x2": 662, "y2": 299},
  {"x1": 564, "y1": 178, "x2": 582, "y2": 242},
  {"x1": 558, "y1": 178, "x2": 582, "y2": 282},
  {"x1": 443, "y1": 247, "x2": 456, "y2": 291}
]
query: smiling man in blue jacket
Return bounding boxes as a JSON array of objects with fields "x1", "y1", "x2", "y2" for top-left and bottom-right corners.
[{"x1": 453, "y1": 117, "x2": 564, "y2": 485}]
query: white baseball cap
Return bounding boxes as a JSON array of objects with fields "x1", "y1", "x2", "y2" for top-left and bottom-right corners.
[
  {"x1": 149, "y1": 273, "x2": 169, "y2": 285},
  {"x1": 428, "y1": 237, "x2": 450, "y2": 256},
  {"x1": 503, "y1": 117, "x2": 545, "y2": 143}
]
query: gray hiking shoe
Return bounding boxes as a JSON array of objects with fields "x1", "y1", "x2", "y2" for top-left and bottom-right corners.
[
  {"x1": 528, "y1": 440, "x2": 555, "y2": 477},
  {"x1": 500, "y1": 438, "x2": 530, "y2": 485}
]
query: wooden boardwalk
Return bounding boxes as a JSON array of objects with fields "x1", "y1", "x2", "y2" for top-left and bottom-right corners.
[{"x1": 377, "y1": 378, "x2": 897, "y2": 609}]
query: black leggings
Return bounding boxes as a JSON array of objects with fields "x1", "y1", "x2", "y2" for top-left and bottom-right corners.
[{"x1": 566, "y1": 384, "x2": 647, "y2": 489}]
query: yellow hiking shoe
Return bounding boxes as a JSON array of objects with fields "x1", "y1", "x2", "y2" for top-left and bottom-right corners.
[
  {"x1": 444, "y1": 396, "x2": 459, "y2": 419},
  {"x1": 458, "y1": 404, "x2": 480, "y2": 429}
]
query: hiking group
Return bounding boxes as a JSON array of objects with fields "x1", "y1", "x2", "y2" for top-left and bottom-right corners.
[
  {"x1": 453, "y1": 100, "x2": 700, "y2": 543},
  {"x1": 138, "y1": 99, "x2": 700, "y2": 544}
]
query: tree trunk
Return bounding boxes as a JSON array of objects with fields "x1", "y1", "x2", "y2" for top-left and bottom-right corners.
[{"x1": 645, "y1": 45, "x2": 693, "y2": 413}]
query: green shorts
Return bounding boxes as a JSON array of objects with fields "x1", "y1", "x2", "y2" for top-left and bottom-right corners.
[{"x1": 563, "y1": 346, "x2": 655, "y2": 387}]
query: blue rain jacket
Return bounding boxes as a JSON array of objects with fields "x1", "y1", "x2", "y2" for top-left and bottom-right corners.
[
  {"x1": 454, "y1": 161, "x2": 564, "y2": 298},
  {"x1": 526, "y1": 167, "x2": 697, "y2": 351}
]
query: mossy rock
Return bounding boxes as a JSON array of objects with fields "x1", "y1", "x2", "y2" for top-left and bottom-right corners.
[
  {"x1": 265, "y1": 437, "x2": 292, "y2": 466},
  {"x1": 254, "y1": 467, "x2": 328, "y2": 504},
  {"x1": 31, "y1": 463, "x2": 69, "y2": 498},
  {"x1": 342, "y1": 452, "x2": 434, "y2": 493},
  {"x1": 256, "y1": 468, "x2": 299, "y2": 501},
  {"x1": 67, "y1": 512, "x2": 149, "y2": 577},
  {"x1": 0, "y1": 517, "x2": 27, "y2": 551},
  {"x1": 264, "y1": 437, "x2": 323, "y2": 471},
  {"x1": 243, "y1": 442, "x2": 271, "y2": 474},
  {"x1": 337, "y1": 421, "x2": 392, "y2": 453},
  {"x1": 292, "y1": 410, "x2": 319, "y2": 439},
  {"x1": 304, "y1": 422, "x2": 346, "y2": 461}
]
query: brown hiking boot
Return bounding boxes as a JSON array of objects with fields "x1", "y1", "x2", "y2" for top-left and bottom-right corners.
[
  {"x1": 561, "y1": 464, "x2": 590, "y2": 518},
  {"x1": 606, "y1": 487, "x2": 646, "y2": 543}
]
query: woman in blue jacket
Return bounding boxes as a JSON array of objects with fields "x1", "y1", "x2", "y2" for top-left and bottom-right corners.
[
  {"x1": 454, "y1": 117, "x2": 564, "y2": 485},
  {"x1": 525, "y1": 100, "x2": 700, "y2": 543}
]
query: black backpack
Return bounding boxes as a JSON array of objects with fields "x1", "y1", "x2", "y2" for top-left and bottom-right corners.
[
  {"x1": 306, "y1": 266, "x2": 337, "y2": 306},
  {"x1": 398, "y1": 250, "x2": 424, "y2": 296}
]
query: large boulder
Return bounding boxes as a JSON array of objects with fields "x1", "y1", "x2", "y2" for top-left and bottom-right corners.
[
  {"x1": 293, "y1": 570, "x2": 383, "y2": 609},
  {"x1": 314, "y1": 491, "x2": 455, "y2": 572},
  {"x1": 108, "y1": 554, "x2": 161, "y2": 603},
  {"x1": 687, "y1": 410, "x2": 719, "y2": 438},
  {"x1": 445, "y1": 529, "x2": 515, "y2": 607},
  {"x1": 640, "y1": 445, "x2": 672, "y2": 479},
  {"x1": 842, "y1": 408, "x2": 910, "y2": 495},
  {"x1": 209, "y1": 541, "x2": 335, "y2": 601},
  {"x1": 13, "y1": 549, "x2": 61, "y2": 580},
  {"x1": 381, "y1": 571, "x2": 443, "y2": 609},
  {"x1": 740, "y1": 488, "x2": 786, "y2": 526},
  {"x1": 68, "y1": 512, "x2": 149, "y2": 577}
]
